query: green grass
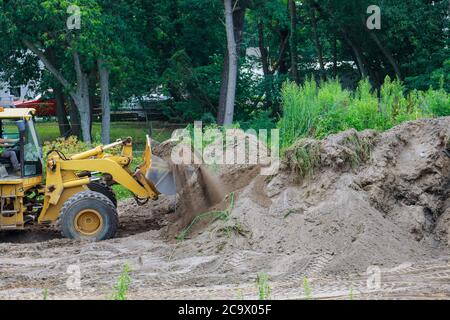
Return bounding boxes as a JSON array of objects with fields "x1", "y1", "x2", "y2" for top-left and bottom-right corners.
[
  {"x1": 112, "y1": 263, "x2": 131, "y2": 300},
  {"x1": 256, "y1": 273, "x2": 271, "y2": 300},
  {"x1": 278, "y1": 77, "x2": 446, "y2": 149},
  {"x1": 112, "y1": 150, "x2": 145, "y2": 200},
  {"x1": 284, "y1": 139, "x2": 321, "y2": 179},
  {"x1": 236, "y1": 289, "x2": 244, "y2": 300},
  {"x1": 36, "y1": 121, "x2": 174, "y2": 150},
  {"x1": 216, "y1": 218, "x2": 250, "y2": 238},
  {"x1": 283, "y1": 126, "x2": 375, "y2": 181},
  {"x1": 43, "y1": 288, "x2": 48, "y2": 300},
  {"x1": 303, "y1": 277, "x2": 313, "y2": 300},
  {"x1": 113, "y1": 185, "x2": 134, "y2": 201}
]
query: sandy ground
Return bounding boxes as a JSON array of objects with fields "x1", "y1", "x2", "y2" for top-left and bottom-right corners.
[
  {"x1": 1, "y1": 118, "x2": 450, "y2": 300},
  {"x1": 0, "y1": 204, "x2": 448, "y2": 300}
]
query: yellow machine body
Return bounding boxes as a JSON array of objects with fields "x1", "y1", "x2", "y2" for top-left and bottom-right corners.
[{"x1": 0, "y1": 107, "x2": 172, "y2": 240}]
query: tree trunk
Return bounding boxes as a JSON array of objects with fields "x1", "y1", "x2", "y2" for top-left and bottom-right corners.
[
  {"x1": 72, "y1": 53, "x2": 92, "y2": 143},
  {"x1": 357, "y1": 15, "x2": 402, "y2": 80},
  {"x1": 46, "y1": 48, "x2": 71, "y2": 137},
  {"x1": 258, "y1": 22, "x2": 273, "y2": 108},
  {"x1": 73, "y1": 78, "x2": 91, "y2": 144},
  {"x1": 341, "y1": 32, "x2": 368, "y2": 78},
  {"x1": 258, "y1": 23, "x2": 270, "y2": 77},
  {"x1": 217, "y1": 56, "x2": 229, "y2": 125},
  {"x1": 88, "y1": 68, "x2": 97, "y2": 138},
  {"x1": 288, "y1": 0, "x2": 300, "y2": 83},
  {"x1": 22, "y1": 40, "x2": 92, "y2": 142},
  {"x1": 68, "y1": 99, "x2": 81, "y2": 138},
  {"x1": 53, "y1": 86, "x2": 71, "y2": 137},
  {"x1": 98, "y1": 59, "x2": 111, "y2": 145},
  {"x1": 277, "y1": 29, "x2": 290, "y2": 74},
  {"x1": 223, "y1": 0, "x2": 238, "y2": 125},
  {"x1": 217, "y1": 0, "x2": 247, "y2": 124},
  {"x1": 369, "y1": 32, "x2": 402, "y2": 80},
  {"x1": 309, "y1": 5, "x2": 325, "y2": 78}
]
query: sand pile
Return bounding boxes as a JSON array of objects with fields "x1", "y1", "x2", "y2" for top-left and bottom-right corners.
[
  {"x1": 1, "y1": 118, "x2": 450, "y2": 299},
  {"x1": 158, "y1": 117, "x2": 450, "y2": 277},
  {"x1": 153, "y1": 129, "x2": 263, "y2": 239}
]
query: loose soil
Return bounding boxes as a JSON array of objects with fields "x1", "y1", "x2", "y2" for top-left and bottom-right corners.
[{"x1": 1, "y1": 118, "x2": 450, "y2": 299}]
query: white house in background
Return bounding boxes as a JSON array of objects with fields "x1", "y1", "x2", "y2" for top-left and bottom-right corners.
[
  {"x1": 0, "y1": 57, "x2": 43, "y2": 107},
  {"x1": 0, "y1": 82, "x2": 34, "y2": 108}
]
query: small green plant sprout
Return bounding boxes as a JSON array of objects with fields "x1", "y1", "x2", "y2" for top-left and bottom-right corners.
[
  {"x1": 214, "y1": 218, "x2": 251, "y2": 240},
  {"x1": 349, "y1": 286, "x2": 354, "y2": 300},
  {"x1": 43, "y1": 288, "x2": 48, "y2": 300},
  {"x1": 256, "y1": 272, "x2": 271, "y2": 300},
  {"x1": 112, "y1": 263, "x2": 131, "y2": 300},
  {"x1": 236, "y1": 288, "x2": 244, "y2": 300},
  {"x1": 303, "y1": 277, "x2": 313, "y2": 300}
]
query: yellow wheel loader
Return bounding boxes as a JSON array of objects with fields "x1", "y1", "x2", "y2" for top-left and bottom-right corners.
[{"x1": 0, "y1": 107, "x2": 176, "y2": 241}]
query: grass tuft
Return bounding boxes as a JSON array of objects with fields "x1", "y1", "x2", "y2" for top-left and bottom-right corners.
[
  {"x1": 112, "y1": 263, "x2": 131, "y2": 300},
  {"x1": 256, "y1": 272, "x2": 271, "y2": 300},
  {"x1": 176, "y1": 193, "x2": 235, "y2": 242},
  {"x1": 303, "y1": 277, "x2": 313, "y2": 300},
  {"x1": 284, "y1": 139, "x2": 321, "y2": 179}
]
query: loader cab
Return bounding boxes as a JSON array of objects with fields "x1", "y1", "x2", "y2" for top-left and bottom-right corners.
[{"x1": 0, "y1": 108, "x2": 43, "y2": 179}]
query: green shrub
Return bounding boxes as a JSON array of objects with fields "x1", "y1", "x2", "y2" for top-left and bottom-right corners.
[
  {"x1": 346, "y1": 79, "x2": 382, "y2": 131},
  {"x1": 278, "y1": 79, "x2": 320, "y2": 149},
  {"x1": 278, "y1": 77, "x2": 447, "y2": 150},
  {"x1": 43, "y1": 288, "x2": 48, "y2": 300},
  {"x1": 423, "y1": 87, "x2": 450, "y2": 116},
  {"x1": 43, "y1": 137, "x2": 141, "y2": 201},
  {"x1": 379, "y1": 76, "x2": 428, "y2": 128},
  {"x1": 380, "y1": 76, "x2": 406, "y2": 127},
  {"x1": 42, "y1": 136, "x2": 90, "y2": 159},
  {"x1": 315, "y1": 79, "x2": 351, "y2": 138},
  {"x1": 239, "y1": 110, "x2": 276, "y2": 132}
]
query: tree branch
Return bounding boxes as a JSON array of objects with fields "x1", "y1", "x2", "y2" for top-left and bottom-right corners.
[
  {"x1": 271, "y1": 31, "x2": 289, "y2": 74},
  {"x1": 22, "y1": 39, "x2": 71, "y2": 91},
  {"x1": 73, "y1": 51, "x2": 83, "y2": 90}
]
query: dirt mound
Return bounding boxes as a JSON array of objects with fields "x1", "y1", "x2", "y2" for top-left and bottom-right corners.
[
  {"x1": 161, "y1": 117, "x2": 450, "y2": 277},
  {"x1": 151, "y1": 129, "x2": 263, "y2": 240},
  {"x1": 2, "y1": 118, "x2": 450, "y2": 299}
]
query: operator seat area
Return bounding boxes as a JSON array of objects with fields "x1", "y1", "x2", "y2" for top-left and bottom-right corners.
[
  {"x1": 0, "y1": 117, "x2": 42, "y2": 180},
  {"x1": 0, "y1": 127, "x2": 21, "y2": 179}
]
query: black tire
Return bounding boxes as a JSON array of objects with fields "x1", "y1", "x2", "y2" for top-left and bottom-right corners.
[
  {"x1": 59, "y1": 191, "x2": 118, "y2": 241},
  {"x1": 88, "y1": 181, "x2": 117, "y2": 207}
]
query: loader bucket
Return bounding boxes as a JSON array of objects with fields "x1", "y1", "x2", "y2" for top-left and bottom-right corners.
[
  {"x1": 140, "y1": 135, "x2": 177, "y2": 196},
  {"x1": 146, "y1": 155, "x2": 177, "y2": 196}
]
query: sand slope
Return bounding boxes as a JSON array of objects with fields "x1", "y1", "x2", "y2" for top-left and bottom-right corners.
[{"x1": 1, "y1": 117, "x2": 449, "y2": 299}]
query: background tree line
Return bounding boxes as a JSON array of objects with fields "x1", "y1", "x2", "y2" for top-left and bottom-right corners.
[{"x1": 0, "y1": 0, "x2": 448, "y2": 143}]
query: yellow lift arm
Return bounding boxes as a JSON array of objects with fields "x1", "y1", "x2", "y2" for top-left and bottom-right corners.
[{"x1": 38, "y1": 136, "x2": 161, "y2": 224}]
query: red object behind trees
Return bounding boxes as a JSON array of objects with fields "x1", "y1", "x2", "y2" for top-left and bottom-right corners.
[{"x1": 14, "y1": 99, "x2": 57, "y2": 117}]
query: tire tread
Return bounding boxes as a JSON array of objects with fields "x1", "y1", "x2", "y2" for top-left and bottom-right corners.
[{"x1": 59, "y1": 190, "x2": 118, "y2": 240}]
